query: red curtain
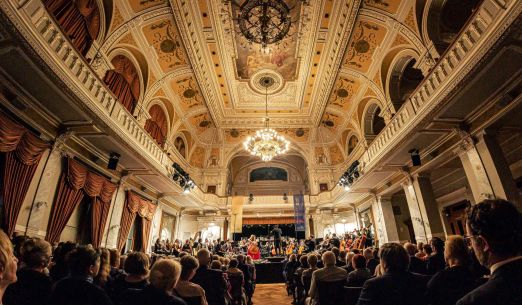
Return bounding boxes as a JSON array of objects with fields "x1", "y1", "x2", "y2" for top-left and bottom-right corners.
[
  {"x1": 0, "y1": 113, "x2": 50, "y2": 236},
  {"x1": 43, "y1": 0, "x2": 100, "y2": 56},
  {"x1": 144, "y1": 105, "x2": 168, "y2": 146},
  {"x1": 45, "y1": 159, "x2": 116, "y2": 245},
  {"x1": 104, "y1": 55, "x2": 140, "y2": 113},
  {"x1": 117, "y1": 191, "x2": 155, "y2": 252}
]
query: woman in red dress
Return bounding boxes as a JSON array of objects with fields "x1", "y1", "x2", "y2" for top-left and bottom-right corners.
[{"x1": 247, "y1": 241, "x2": 261, "y2": 260}]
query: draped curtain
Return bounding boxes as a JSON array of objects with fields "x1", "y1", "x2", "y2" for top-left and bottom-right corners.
[
  {"x1": 117, "y1": 191, "x2": 155, "y2": 252},
  {"x1": 43, "y1": 0, "x2": 100, "y2": 56},
  {"x1": 45, "y1": 159, "x2": 116, "y2": 246},
  {"x1": 0, "y1": 113, "x2": 50, "y2": 236},
  {"x1": 144, "y1": 105, "x2": 168, "y2": 146},
  {"x1": 104, "y1": 55, "x2": 140, "y2": 113}
]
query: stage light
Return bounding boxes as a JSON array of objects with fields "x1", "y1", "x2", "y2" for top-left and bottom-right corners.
[
  {"x1": 183, "y1": 187, "x2": 190, "y2": 194},
  {"x1": 180, "y1": 179, "x2": 185, "y2": 187},
  {"x1": 344, "y1": 185, "x2": 351, "y2": 191}
]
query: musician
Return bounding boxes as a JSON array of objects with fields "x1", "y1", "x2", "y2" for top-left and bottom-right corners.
[
  {"x1": 247, "y1": 241, "x2": 261, "y2": 260},
  {"x1": 305, "y1": 235, "x2": 316, "y2": 253},
  {"x1": 271, "y1": 225, "x2": 283, "y2": 255}
]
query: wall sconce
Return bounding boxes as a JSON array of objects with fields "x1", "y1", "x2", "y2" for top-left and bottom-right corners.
[{"x1": 34, "y1": 201, "x2": 47, "y2": 210}]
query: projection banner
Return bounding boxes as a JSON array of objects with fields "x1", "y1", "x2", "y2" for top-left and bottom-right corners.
[{"x1": 293, "y1": 194, "x2": 306, "y2": 232}]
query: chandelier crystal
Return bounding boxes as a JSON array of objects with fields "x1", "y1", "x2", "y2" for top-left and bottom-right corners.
[{"x1": 243, "y1": 78, "x2": 290, "y2": 161}]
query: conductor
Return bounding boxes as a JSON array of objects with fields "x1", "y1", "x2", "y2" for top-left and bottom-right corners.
[{"x1": 271, "y1": 224, "x2": 283, "y2": 255}]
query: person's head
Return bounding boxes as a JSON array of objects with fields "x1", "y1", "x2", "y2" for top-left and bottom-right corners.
[
  {"x1": 307, "y1": 254, "x2": 317, "y2": 268},
  {"x1": 331, "y1": 247, "x2": 340, "y2": 258},
  {"x1": 149, "y1": 259, "x2": 181, "y2": 292},
  {"x1": 237, "y1": 254, "x2": 245, "y2": 264},
  {"x1": 299, "y1": 255, "x2": 308, "y2": 268},
  {"x1": 404, "y1": 243, "x2": 416, "y2": 256},
  {"x1": 229, "y1": 258, "x2": 239, "y2": 268},
  {"x1": 466, "y1": 199, "x2": 522, "y2": 267},
  {"x1": 379, "y1": 243, "x2": 409, "y2": 273},
  {"x1": 20, "y1": 237, "x2": 51, "y2": 271},
  {"x1": 346, "y1": 252, "x2": 355, "y2": 266},
  {"x1": 274, "y1": 225, "x2": 279, "y2": 229},
  {"x1": 179, "y1": 255, "x2": 199, "y2": 281},
  {"x1": 124, "y1": 252, "x2": 150, "y2": 276},
  {"x1": 417, "y1": 242, "x2": 424, "y2": 251},
  {"x1": 322, "y1": 251, "x2": 336, "y2": 267},
  {"x1": 246, "y1": 255, "x2": 253, "y2": 264},
  {"x1": 339, "y1": 250, "x2": 346, "y2": 260},
  {"x1": 352, "y1": 254, "x2": 367, "y2": 269},
  {"x1": 363, "y1": 248, "x2": 373, "y2": 260},
  {"x1": 109, "y1": 249, "x2": 120, "y2": 269},
  {"x1": 196, "y1": 248, "x2": 211, "y2": 266},
  {"x1": 289, "y1": 254, "x2": 297, "y2": 262},
  {"x1": 444, "y1": 235, "x2": 470, "y2": 267},
  {"x1": 210, "y1": 260, "x2": 222, "y2": 270},
  {"x1": 430, "y1": 237, "x2": 444, "y2": 254},
  {"x1": 0, "y1": 230, "x2": 17, "y2": 288},
  {"x1": 423, "y1": 244, "x2": 433, "y2": 255},
  {"x1": 352, "y1": 249, "x2": 360, "y2": 255},
  {"x1": 67, "y1": 245, "x2": 100, "y2": 277}
]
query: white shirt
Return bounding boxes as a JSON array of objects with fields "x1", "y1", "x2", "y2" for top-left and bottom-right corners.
[{"x1": 490, "y1": 256, "x2": 522, "y2": 274}]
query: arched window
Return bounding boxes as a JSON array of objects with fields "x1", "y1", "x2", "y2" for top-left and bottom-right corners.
[
  {"x1": 145, "y1": 105, "x2": 168, "y2": 146},
  {"x1": 44, "y1": 0, "x2": 100, "y2": 56},
  {"x1": 347, "y1": 135, "x2": 359, "y2": 156},
  {"x1": 174, "y1": 136, "x2": 186, "y2": 158},
  {"x1": 427, "y1": 0, "x2": 481, "y2": 55},
  {"x1": 372, "y1": 107, "x2": 385, "y2": 135},
  {"x1": 364, "y1": 103, "x2": 386, "y2": 139},
  {"x1": 389, "y1": 57, "x2": 424, "y2": 111},
  {"x1": 103, "y1": 55, "x2": 140, "y2": 113}
]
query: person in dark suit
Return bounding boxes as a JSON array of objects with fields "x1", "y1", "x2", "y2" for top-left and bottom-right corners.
[
  {"x1": 271, "y1": 225, "x2": 283, "y2": 255},
  {"x1": 237, "y1": 254, "x2": 253, "y2": 305},
  {"x1": 357, "y1": 243, "x2": 430, "y2": 305},
  {"x1": 426, "y1": 235, "x2": 477, "y2": 305},
  {"x1": 427, "y1": 237, "x2": 446, "y2": 275},
  {"x1": 404, "y1": 242, "x2": 427, "y2": 274},
  {"x1": 456, "y1": 199, "x2": 522, "y2": 305},
  {"x1": 346, "y1": 254, "x2": 371, "y2": 287},
  {"x1": 330, "y1": 234, "x2": 341, "y2": 249},
  {"x1": 190, "y1": 248, "x2": 227, "y2": 305},
  {"x1": 49, "y1": 245, "x2": 113, "y2": 305},
  {"x1": 305, "y1": 236, "x2": 316, "y2": 253},
  {"x1": 363, "y1": 248, "x2": 379, "y2": 275}
]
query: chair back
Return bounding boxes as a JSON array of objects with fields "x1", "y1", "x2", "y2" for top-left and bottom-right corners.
[
  {"x1": 227, "y1": 271, "x2": 245, "y2": 299},
  {"x1": 316, "y1": 279, "x2": 345, "y2": 305},
  {"x1": 343, "y1": 286, "x2": 363, "y2": 305},
  {"x1": 181, "y1": 295, "x2": 203, "y2": 305}
]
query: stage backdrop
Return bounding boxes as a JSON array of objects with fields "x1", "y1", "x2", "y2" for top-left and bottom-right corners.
[
  {"x1": 231, "y1": 196, "x2": 244, "y2": 233},
  {"x1": 293, "y1": 194, "x2": 306, "y2": 232}
]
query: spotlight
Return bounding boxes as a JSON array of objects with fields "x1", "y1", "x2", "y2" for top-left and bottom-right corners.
[
  {"x1": 173, "y1": 173, "x2": 179, "y2": 181},
  {"x1": 409, "y1": 149, "x2": 421, "y2": 166},
  {"x1": 183, "y1": 187, "x2": 190, "y2": 194},
  {"x1": 344, "y1": 185, "x2": 350, "y2": 191},
  {"x1": 107, "y1": 152, "x2": 121, "y2": 170},
  {"x1": 180, "y1": 179, "x2": 185, "y2": 187}
]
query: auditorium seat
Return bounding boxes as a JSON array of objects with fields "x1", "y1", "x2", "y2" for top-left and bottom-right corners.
[
  {"x1": 343, "y1": 286, "x2": 363, "y2": 305},
  {"x1": 317, "y1": 279, "x2": 346, "y2": 305}
]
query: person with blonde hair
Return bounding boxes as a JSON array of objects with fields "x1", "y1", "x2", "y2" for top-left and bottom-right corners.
[
  {"x1": 0, "y1": 230, "x2": 18, "y2": 303},
  {"x1": 4, "y1": 237, "x2": 52, "y2": 305},
  {"x1": 426, "y1": 235, "x2": 476, "y2": 305}
]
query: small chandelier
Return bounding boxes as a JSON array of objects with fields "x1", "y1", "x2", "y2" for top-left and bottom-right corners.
[
  {"x1": 243, "y1": 78, "x2": 290, "y2": 161},
  {"x1": 237, "y1": 0, "x2": 292, "y2": 49}
]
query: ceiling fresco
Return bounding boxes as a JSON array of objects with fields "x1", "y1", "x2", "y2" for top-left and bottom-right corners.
[{"x1": 98, "y1": 0, "x2": 425, "y2": 169}]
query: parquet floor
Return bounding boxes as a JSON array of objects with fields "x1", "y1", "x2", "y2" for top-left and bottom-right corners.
[{"x1": 252, "y1": 283, "x2": 293, "y2": 305}]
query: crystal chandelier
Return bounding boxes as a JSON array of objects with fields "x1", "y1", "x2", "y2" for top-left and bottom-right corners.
[{"x1": 243, "y1": 78, "x2": 290, "y2": 161}]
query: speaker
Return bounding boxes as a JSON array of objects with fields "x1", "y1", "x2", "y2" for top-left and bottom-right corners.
[
  {"x1": 107, "y1": 152, "x2": 120, "y2": 170},
  {"x1": 409, "y1": 149, "x2": 421, "y2": 166}
]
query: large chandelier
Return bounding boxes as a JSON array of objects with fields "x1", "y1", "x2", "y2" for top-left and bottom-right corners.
[
  {"x1": 237, "y1": 0, "x2": 292, "y2": 49},
  {"x1": 243, "y1": 78, "x2": 290, "y2": 161}
]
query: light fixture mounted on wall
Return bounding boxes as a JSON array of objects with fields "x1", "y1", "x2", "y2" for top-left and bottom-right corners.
[
  {"x1": 172, "y1": 163, "x2": 195, "y2": 193},
  {"x1": 338, "y1": 160, "x2": 360, "y2": 191}
]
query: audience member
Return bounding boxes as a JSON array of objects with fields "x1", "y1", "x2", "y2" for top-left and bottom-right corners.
[
  {"x1": 404, "y1": 243, "x2": 426, "y2": 274},
  {"x1": 176, "y1": 255, "x2": 207, "y2": 305},
  {"x1": 427, "y1": 237, "x2": 446, "y2": 275},
  {"x1": 426, "y1": 235, "x2": 477, "y2": 305},
  {"x1": 3, "y1": 237, "x2": 52, "y2": 305},
  {"x1": 237, "y1": 254, "x2": 253, "y2": 304},
  {"x1": 191, "y1": 249, "x2": 226, "y2": 305},
  {"x1": 49, "y1": 245, "x2": 112, "y2": 305},
  {"x1": 457, "y1": 199, "x2": 522, "y2": 305},
  {"x1": 301, "y1": 254, "x2": 317, "y2": 286},
  {"x1": 307, "y1": 251, "x2": 347, "y2": 305},
  {"x1": 343, "y1": 252, "x2": 355, "y2": 273},
  {"x1": 210, "y1": 260, "x2": 222, "y2": 270},
  {"x1": 94, "y1": 248, "x2": 111, "y2": 287},
  {"x1": 107, "y1": 252, "x2": 149, "y2": 305},
  {"x1": 0, "y1": 230, "x2": 18, "y2": 303},
  {"x1": 108, "y1": 249, "x2": 123, "y2": 279},
  {"x1": 346, "y1": 254, "x2": 371, "y2": 287},
  {"x1": 357, "y1": 243, "x2": 430, "y2": 305},
  {"x1": 49, "y1": 241, "x2": 76, "y2": 282}
]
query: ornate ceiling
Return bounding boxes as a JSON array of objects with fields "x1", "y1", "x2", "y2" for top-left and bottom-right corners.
[{"x1": 100, "y1": 0, "x2": 431, "y2": 170}]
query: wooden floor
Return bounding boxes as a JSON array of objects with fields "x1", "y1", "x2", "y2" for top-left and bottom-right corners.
[{"x1": 252, "y1": 283, "x2": 292, "y2": 305}]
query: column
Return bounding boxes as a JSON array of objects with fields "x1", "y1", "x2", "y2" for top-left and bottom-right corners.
[
  {"x1": 402, "y1": 182, "x2": 428, "y2": 243},
  {"x1": 371, "y1": 196, "x2": 400, "y2": 244}
]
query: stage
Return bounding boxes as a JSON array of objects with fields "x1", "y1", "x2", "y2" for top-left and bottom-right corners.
[{"x1": 254, "y1": 260, "x2": 285, "y2": 283}]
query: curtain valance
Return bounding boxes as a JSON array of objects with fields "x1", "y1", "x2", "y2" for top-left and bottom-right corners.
[{"x1": 126, "y1": 191, "x2": 156, "y2": 221}]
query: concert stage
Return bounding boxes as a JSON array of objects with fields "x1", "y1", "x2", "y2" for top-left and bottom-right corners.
[{"x1": 255, "y1": 261, "x2": 285, "y2": 283}]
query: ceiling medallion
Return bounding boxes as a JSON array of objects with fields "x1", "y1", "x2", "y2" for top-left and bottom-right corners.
[
  {"x1": 183, "y1": 89, "x2": 196, "y2": 98},
  {"x1": 337, "y1": 88, "x2": 349, "y2": 98},
  {"x1": 230, "y1": 129, "x2": 240, "y2": 137},
  {"x1": 243, "y1": 83, "x2": 290, "y2": 162},
  {"x1": 295, "y1": 128, "x2": 305, "y2": 137},
  {"x1": 160, "y1": 39, "x2": 177, "y2": 53},
  {"x1": 354, "y1": 40, "x2": 370, "y2": 53},
  {"x1": 250, "y1": 69, "x2": 284, "y2": 94},
  {"x1": 238, "y1": 0, "x2": 292, "y2": 49},
  {"x1": 199, "y1": 120, "x2": 211, "y2": 128}
]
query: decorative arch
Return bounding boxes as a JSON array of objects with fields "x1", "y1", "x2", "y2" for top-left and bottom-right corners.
[
  {"x1": 347, "y1": 134, "x2": 359, "y2": 157},
  {"x1": 362, "y1": 100, "x2": 385, "y2": 139},
  {"x1": 43, "y1": 0, "x2": 101, "y2": 56},
  {"x1": 145, "y1": 98, "x2": 175, "y2": 133},
  {"x1": 145, "y1": 105, "x2": 168, "y2": 146},
  {"x1": 173, "y1": 133, "x2": 188, "y2": 159},
  {"x1": 386, "y1": 55, "x2": 424, "y2": 112},
  {"x1": 103, "y1": 54, "x2": 141, "y2": 113}
]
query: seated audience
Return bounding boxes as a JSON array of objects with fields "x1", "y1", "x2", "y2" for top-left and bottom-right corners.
[
  {"x1": 4, "y1": 237, "x2": 53, "y2": 305},
  {"x1": 295, "y1": 255, "x2": 308, "y2": 279},
  {"x1": 307, "y1": 251, "x2": 347, "y2": 305},
  {"x1": 128, "y1": 259, "x2": 186, "y2": 305},
  {"x1": 301, "y1": 254, "x2": 318, "y2": 288},
  {"x1": 456, "y1": 199, "x2": 522, "y2": 305},
  {"x1": 427, "y1": 237, "x2": 446, "y2": 275},
  {"x1": 107, "y1": 252, "x2": 149, "y2": 305},
  {"x1": 342, "y1": 252, "x2": 355, "y2": 273},
  {"x1": 108, "y1": 249, "x2": 123, "y2": 279},
  {"x1": 191, "y1": 249, "x2": 226, "y2": 305},
  {"x1": 49, "y1": 245, "x2": 113, "y2": 305},
  {"x1": 210, "y1": 260, "x2": 222, "y2": 271},
  {"x1": 415, "y1": 242, "x2": 425, "y2": 259},
  {"x1": 94, "y1": 248, "x2": 111, "y2": 287},
  {"x1": 363, "y1": 248, "x2": 379, "y2": 275},
  {"x1": 49, "y1": 241, "x2": 76, "y2": 282},
  {"x1": 404, "y1": 243, "x2": 426, "y2": 274},
  {"x1": 226, "y1": 259, "x2": 244, "y2": 304},
  {"x1": 426, "y1": 235, "x2": 477, "y2": 305},
  {"x1": 346, "y1": 254, "x2": 371, "y2": 287},
  {"x1": 0, "y1": 230, "x2": 18, "y2": 303},
  {"x1": 357, "y1": 243, "x2": 430, "y2": 305},
  {"x1": 176, "y1": 255, "x2": 207, "y2": 305},
  {"x1": 237, "y1": 255, "x2": 253, "y2": 304},
  {"x1": 331, "y1": 247, "x2": 344, "y2": 267}
]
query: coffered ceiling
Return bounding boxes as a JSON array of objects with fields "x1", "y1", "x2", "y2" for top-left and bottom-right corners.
[{"x1": 101, "y1": 0, "x2": 427, "y2": 169}]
